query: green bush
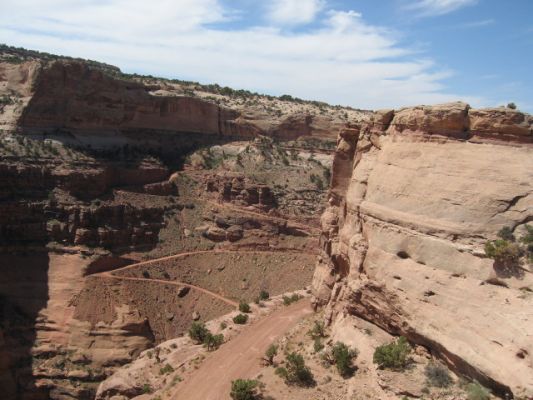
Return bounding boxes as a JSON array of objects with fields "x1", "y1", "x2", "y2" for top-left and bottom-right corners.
[
  {"x1": 259, "y1": 290, "x2": 270, "y2": 301},
  {"x1": 332, "y1": 342, "x2": 357, "y2": 377},
  {"x1": 188, "y1": 322, "x2": 209, "y2": 344},
  {"x1": 313, "y1": 337, "x2": 324, "y2": 353},
  {"x1": 282, "y1": 293, "x2": 301, "y2": 306},
  {"x1": 308, "y1": 320, "x2": 326, "y2": 339},
  {"x1": 465, "y1": 381, "x2": 490, "y2": 400},
  {"x1": 275, "y1": 352, "x2": 314, "y2": 387},
  {"x1": 265, "y1": 344, "x2": 278, "y2": 365},
  {"x1": 204, "y1": 333, "x2": 224, "y2": 351},
  {"x1": 142, "y1": 383, "x2": 153, "y2": 394},
  {"x1": 425, "y1": 362, "x2": 452, "y2": 387},
  {"x1": 484, "y1": 239, "x2": 521, "y2": 268},
  {"x1": 239, "y1": 301, "x2": 251, "y2": 313},
  {"x1": 373, "y1": 336, "x2": 411, "y2": 370},
  {"x1": 498, "y1": 226, "x2": 515, "y2": 241},
  {"x1": 230, "y1": 379, "x2": 259, "y2": 400},
  {"x1": 233, "y1": 314, "x2": 248, "y2": 324},
  {"x1": 159, "y1": 363, "x2": 174, "y2": 375}
]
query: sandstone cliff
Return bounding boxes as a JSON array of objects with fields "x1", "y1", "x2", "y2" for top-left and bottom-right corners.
[
  {"x1": 312, "y1": 102, "x2": 533, "y2": 398},
  {"x1": 1, "y1": 56, "x2": 360, "y2": 146}
]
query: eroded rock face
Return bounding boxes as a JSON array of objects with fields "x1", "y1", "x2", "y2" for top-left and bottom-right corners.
[{"x1": 313, "y1": 103, "x2": 533, "y2": 398}]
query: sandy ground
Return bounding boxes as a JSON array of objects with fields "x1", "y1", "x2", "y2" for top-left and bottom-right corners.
[{"x1": 171, "y1": 298, "x2": 313, "y2": 400}]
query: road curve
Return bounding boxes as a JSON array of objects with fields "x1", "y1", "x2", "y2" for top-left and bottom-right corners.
[
  {"x1": 172, "y1": 298, "x2": 313, "y2": 400},
  {"x1": 90, "y1": 249, "x2": 310, "y2": 309},
  {"x1": 97, "y1": 273, "x2": 239, "y2": 307}
]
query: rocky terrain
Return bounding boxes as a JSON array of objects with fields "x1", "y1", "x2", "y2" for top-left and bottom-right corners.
[
  {"x1": 312, "y1": 102, "x2": 533, "y2": 399},
  {"x1": 1, "y1": 44, "x2": 532, "y2": 400},
  {"x1": 0, "y1": 46, "x2": 350, "y2": 399}
]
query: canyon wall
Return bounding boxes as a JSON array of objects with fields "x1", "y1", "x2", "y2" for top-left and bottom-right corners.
[
  {"x1": 312, "y1": 102, "x2": 533, "y2": 398},
  {"x1": 1, "y1": 60, "x2": 345, "y2": 145}
]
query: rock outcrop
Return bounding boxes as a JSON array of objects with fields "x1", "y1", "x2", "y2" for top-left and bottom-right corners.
[{"x1": 313, "y1": 102, "x2": 533, "y2": 398}]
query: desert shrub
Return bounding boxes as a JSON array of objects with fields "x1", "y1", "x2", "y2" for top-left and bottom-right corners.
[
  {"x1": 159, "y1": 363, "x2": 174, "y2": 375},
  {"x1": 521, "y1": 225, "x2": 533, "y2": 262},
  {"x1": 425, "y1": 362, "x2": 452, "y2": 387},
  {"x1": 230, "y1": 379, "x2": 259, "y2": 400},
  {"x1": 313, "y1": 338, "x2": 324, "y2": 353},
  {"x1": 465, "y1": 381, "x2": 490, "y2": 400},
  {"x1": 275, "y1": 352, "x2": 314, "y2": 387},
  {"x1": 188, "y1": 322, "x2": 209, "y2": 344},
  {"x1": 142, "y1": 383, "x2": 153, "y2": 394},
  {"x1": 484, "y1": 239, "x2": 521, "y2": 268},
  {"x1": 259, "y1": 290, "x2": 270, "y2": 300},
  {"x1": 498, "y1": 226, "x2": 515, "y2": 241},
  {"x1": 507, "y1": 102, "x2": 517, "y2": 110},
  {"x1": 220, "y1": 321, "x2": 228, "y2": 330},
  {"x1": 142, "y1": 270, "x2": 150, "y2": 278},
  {"x1": 265, "y1": 344, "x2": 278, "y2": 365},
  {"x1": 308, "y1": 320, "x2": 326, "y2": 339},
  {"x1": 282, "y1": 293, "x2": 301, "y2": 306},
  {"x1": 239, "y1": 301, "x2": 251, "y2": 313},
  {"x1": 332, "y1": 342, "x2": 357, "y2": 377},
  {"x1": 373, "y1": 336, "x2": 411, "y2": 370},
  {"x1": 204, "y1": 333, "x2": 224, "y2": 351},
  {"x1": 233, "y1": 314, "x2": 248, "y2": 324}
]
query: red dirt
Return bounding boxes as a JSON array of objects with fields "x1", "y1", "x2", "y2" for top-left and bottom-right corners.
[{"x1": 171, "y1": 298, "x2": 313, "y2": 400}]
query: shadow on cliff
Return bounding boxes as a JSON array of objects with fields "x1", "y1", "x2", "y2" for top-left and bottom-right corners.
[
  {"x1": 38, "y1": 129, "x2": 247, "y2": 171},
  {"x1": 0, "y1": 251, "x2": 50, "y2": 400}
]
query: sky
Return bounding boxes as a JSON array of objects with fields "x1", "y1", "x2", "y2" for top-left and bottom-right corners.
[{"x1": 0, "y1": 0, "x2": 532, "y2": 112}]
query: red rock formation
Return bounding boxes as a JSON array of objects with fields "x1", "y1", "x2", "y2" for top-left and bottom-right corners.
[{"x1": 313, "y1": 103, "x2": 533, "y2": 398}]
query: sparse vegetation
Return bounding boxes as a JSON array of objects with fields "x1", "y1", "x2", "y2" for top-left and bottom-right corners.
[
  {"x1": 521, "y1": 225, "x2": 533, "y2": 263},
  {"x1": 239, "y1": 301, "x2": 251, "y2": 313},
  {"x1": 188, "y1": 322, "x2": 223, "y2": 350},
  {"x1": 188, "y1": 322, "x2": 209, "y2": 344},
  {"x1": 203, "y1": 332, "x2": 224, "y2": 351},
  {"x1": 308, "y1": 320, "x2": 326, "y2": 339},
  {"x1": 313, "y1": 338, "x2": 324, "y2": 353},
  {"x1": 282, "y1": 293, "x2": 301, "y2": 306},
  {"x1": 425, "y1": 362, "x2": 452, "y2": 387},
  {"x1": 259, "y1": 290, "x2": 270, "y2": 301},
  {"x1": 233, "y1": 314, "x2": 248, "y2": 324},
  {"x1": 275, "y1": 352, "x2": 315, "y2": 387},
  {"x1": 159, "y1": 363, "x2": 174, "y2": 375},
  {"x1": 484, "y1": 239, "x2": 521, "y2": 268},
  {"x1": 507, "y1": 102, "x2": 517, "y2": 110},
  {"x1": 373, "y1": 336, "x2": 411, "y2": 370},
  {"x1": 264, "y1": 344, "x2": 278, "y2": 365},
  {"x1": 230, "y1": 379, "x2": 260, "y2": 400},
  {"x1": 465, "y1": 381, "x2": 491, "y2": 400},
  {"x1": 331, "y1": 342, "x2": 357, "y2": 377},
  {"x1": 142, "y1": 383, "x2": 153, "y2": 394}
]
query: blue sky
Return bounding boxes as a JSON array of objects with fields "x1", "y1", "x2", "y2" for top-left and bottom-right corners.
[{"x1": 1, "y1": 0, "x2": 532, "y2": 112}]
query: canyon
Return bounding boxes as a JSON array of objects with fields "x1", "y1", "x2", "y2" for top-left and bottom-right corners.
[{"x1": 0, "y1": 46, "x2": 532, "y2": 400}]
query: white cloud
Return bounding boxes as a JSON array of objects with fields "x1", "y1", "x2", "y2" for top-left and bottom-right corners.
[
  {"x1": 459, "y1": 19, "x2": 495, "y2": 28},
  {"x1": 266, "y1": 0, "x2": 325, "y2": 25},
  {"x1": 404, "y1": 0, "x2": 478, "y2": 17},
  {"x1": 0, "y1": 0, "x2": 486, "y2": 110}
]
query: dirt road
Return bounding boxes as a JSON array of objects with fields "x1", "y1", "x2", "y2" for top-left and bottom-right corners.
[
  {"x1": 99, "y1": 273, "x2": 239, "y2": 307},
  {"x1": 172, "y1": 298, "x2": 313, "y2": 400}
]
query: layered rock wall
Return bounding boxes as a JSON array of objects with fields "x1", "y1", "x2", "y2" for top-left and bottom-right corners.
[{"x1": 313, "y1": 102, "x2": 533, "y2": 398}]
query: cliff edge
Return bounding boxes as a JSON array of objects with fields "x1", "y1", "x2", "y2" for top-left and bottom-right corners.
[{"x1": 312, "y1": 102, "x2": 533, "y2": 398}]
